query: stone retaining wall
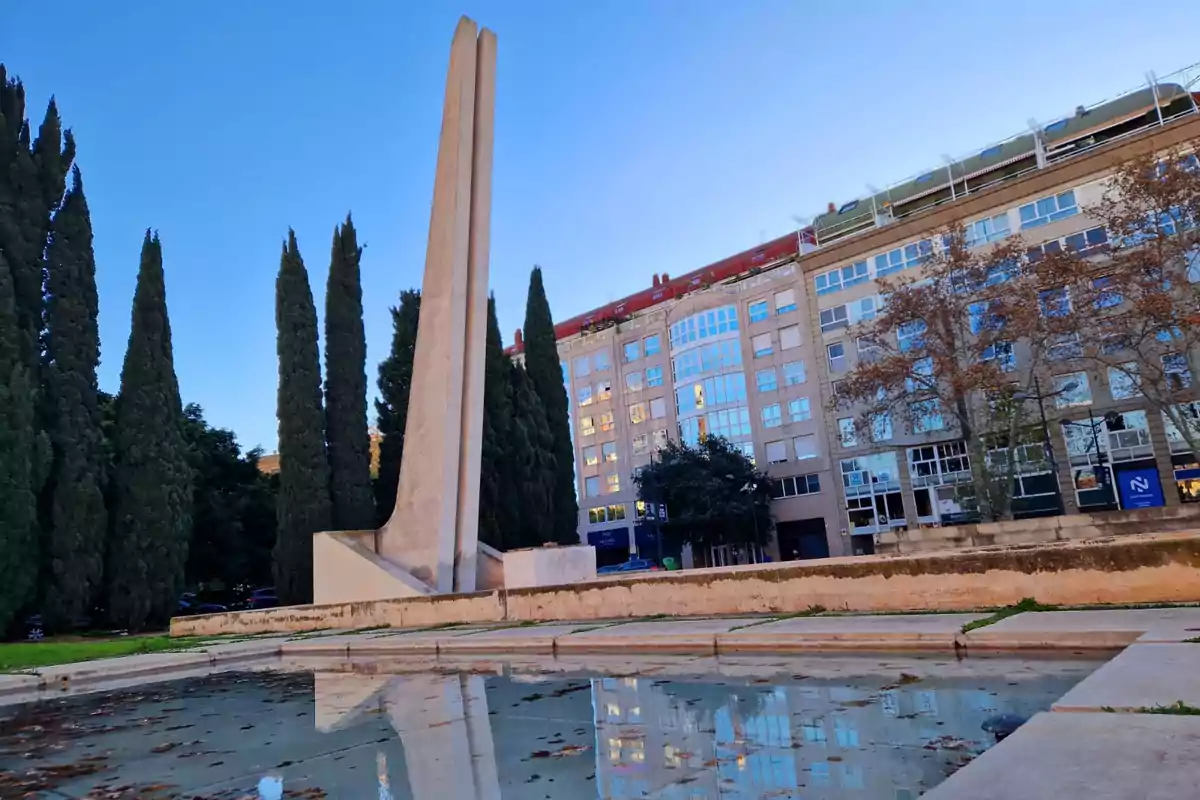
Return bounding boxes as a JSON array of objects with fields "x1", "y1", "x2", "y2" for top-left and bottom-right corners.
[
  {"x1": 875, "y1": 505, "x2": 1200, "y2": 555},
  {"x1": 171, "y1": 531, "x2": 1200, "y2": 637}
]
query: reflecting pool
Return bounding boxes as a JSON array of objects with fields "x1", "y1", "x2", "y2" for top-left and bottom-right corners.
[{"x1": 0, "y1": 653, "x2": 1101, "y2": 798}]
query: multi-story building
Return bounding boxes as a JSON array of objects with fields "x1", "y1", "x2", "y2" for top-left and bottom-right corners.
[{"x1": 509, "y1": 66, "x2": 1200, "y2": 563}]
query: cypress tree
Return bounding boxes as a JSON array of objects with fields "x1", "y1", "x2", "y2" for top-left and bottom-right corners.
[
  {"x1": 0, "y1": 247, "x2": 38, "y2": 633},
  {"x1": 42, "y1": 168, "x2": 106, "y2": 630},
  {"x1": 323, "y1": 215, "x2": 374, "y2": 531},
  {"x1": 522, "y1": 267, "x2": 577, "y2": 544},
  {"x1": 479, "y1": 295, "x2": 514, "y2": 549},
  {"x1": 508, "y1": 364, "x2": 557, "y2": 548},
  {"x1": 374, "y1": 289, "x2": 420, "y2": 525},
  {"x1": 107, "y1": 232, "x2": 192, "y2": 630},
  {"x1": 274, "y1": 230, "x2": 331, "y2": 605}
]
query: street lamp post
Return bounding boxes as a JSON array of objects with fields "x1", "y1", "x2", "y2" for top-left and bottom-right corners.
[{"x1": 738, "y1": 478, "x2": 763, "y2": 563}]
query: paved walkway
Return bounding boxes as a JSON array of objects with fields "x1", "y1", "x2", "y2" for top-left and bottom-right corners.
[{"x1": 2, "y1": 606, "x2": 1199, "y2": 797}]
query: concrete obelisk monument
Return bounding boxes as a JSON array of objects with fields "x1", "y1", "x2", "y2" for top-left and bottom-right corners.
[
  {"x1": 311, "y1": 17, "x2": 593, "y2": 605},
  {"x1": 378, "y1": 17, "x2": 496, "y2": 594}
]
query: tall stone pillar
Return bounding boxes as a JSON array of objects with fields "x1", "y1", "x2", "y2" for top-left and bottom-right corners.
[{"x1": 378, "y1": 17, "x2": 496, "y2": 593}]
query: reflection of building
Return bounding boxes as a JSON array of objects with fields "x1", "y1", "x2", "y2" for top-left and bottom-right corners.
[
  {"x1": 589, "y1": 671, "x2": 1062, "y2": 798},
  {"x1": 506, "y1": 66, "x2": 1200, "y2": 561}
]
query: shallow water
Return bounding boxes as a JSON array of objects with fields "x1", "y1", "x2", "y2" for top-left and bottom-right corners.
[{"x1": 0, "y1": 653, "x2": 1101, "y2": 799}]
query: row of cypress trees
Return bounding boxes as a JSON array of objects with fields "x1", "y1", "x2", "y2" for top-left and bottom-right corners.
[
  {"x1": 272, "y1": 231, "x2": 580, "y2": 601},
  {"x1": 1, "y1": 68, "x2": 192, "y2": 632}
]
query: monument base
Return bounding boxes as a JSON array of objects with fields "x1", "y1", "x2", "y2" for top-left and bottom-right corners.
[{"x1": 313, "y1": 530, "x2": 597, "y2": 604}]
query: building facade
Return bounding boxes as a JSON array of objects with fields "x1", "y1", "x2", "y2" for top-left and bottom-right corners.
[{"x1": 512, "y1": 68, "x2": 1200, "y2": 563}]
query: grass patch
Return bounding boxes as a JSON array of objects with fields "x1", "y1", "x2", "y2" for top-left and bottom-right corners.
[
  {"x1": 1140, "y1": 701, "x2": 1200, "y2": 715},
  {"x1": 961, "y1": 597, "x2": 1058, "y2": 634},
  {"x1": 0, "y1": 636, "x2": 214, "y2": 672}
]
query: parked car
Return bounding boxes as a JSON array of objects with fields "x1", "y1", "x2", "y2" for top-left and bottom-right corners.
[
  {"x1": 597, "y1": 558, "x2": 659, "y2": 575},
  {"x1": 178, "y1": 593, "x2": 228, "y2": 616},
  {"x1": 246, "y1": 587, "x2": 278, "y2": 610}
]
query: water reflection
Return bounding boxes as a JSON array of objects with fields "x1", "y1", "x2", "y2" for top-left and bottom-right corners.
[{"x1": 0, "y1": 656, "x2": 1096, "y2": 799}]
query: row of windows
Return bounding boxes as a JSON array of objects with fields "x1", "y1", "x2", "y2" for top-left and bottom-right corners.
[
  {"x1": 675, "y1": 373, "x2": 747, "y2": 414},
  {"x1": 669, "y1": 305, "x2": 739, "y2": 350},
  {"x1": 622, "y1": 366, "x2": 665, "y2": 393},
  {"x1": 751, "y1": 324, "x2": 803, "y2": 358},
  {"x1": 764, "y1": 434, "x2": 819, "y2": 463},
  {"x1": 757, "y1": 397, "x2": 813, "y2": 429},
  {"x1": 754, "y1": 361, "x2": 807, "y2": 392},
  {"x1": 583, "y1": 473, "x2": 621, "y2": 497},
  {"x1": 673, "y1": 340, "x2": 742, "y2": 382},
  {"x1": 819, "y1": 296, "x2": 878, "y2": 333},
  {"x1": 587, "y1": 504, "x2": 626, "y2": 524},
  {"x1": 582, "y1": 441, "x2": 619, "y2": 467},
  {"x1": 772, "y1": 473, "x2": 821, "y2": 499},
  {"x1": 814, "y1": 186, "x2": 1084, "y2": 297},
  {"x1": 573, "y1": 350, "x2": 611, "y2": 377},
  {"x1": 679, "y1": 406, "x2": 753, "y2": 445},
  {"x1": 631, "y1": 429, "x2": 671, "y2": 454},
  {"x1": 621, "y1": 334, "x2": 661, "y2": 363},
  {"x1": 628, "y1": 397, "x2": 669, "y2": 424},
  {"x1": 748, "y1": 289, "x2": 798, "y2": 322}
]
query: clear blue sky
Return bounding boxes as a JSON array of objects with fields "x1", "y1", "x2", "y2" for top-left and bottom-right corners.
[{"x1": 5, "y1": 0, "x2": 1200, "y2": 451}]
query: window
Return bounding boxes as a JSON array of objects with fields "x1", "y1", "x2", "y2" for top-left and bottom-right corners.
[
  {"x1": 602, "y1": 441, "x2": 617, "y2": 462},
  {"x1": 1164, "y1": 353, "x2": 1193, "y2": 390},
  {"x1": 1052, "y1": 372, "x2": 1091, "y2": 407},
  {"x1": 793, "y1": 434, "x2": 818, "y2": 460},
  {"x1": 594, "y1": 351, "x2": 611, "y2": 371},
  {"x1": 584, "y1": 476, "x2": 600, "y2": 497},
  {"x1": 653, "y1": 429, "x2": 669, "y2": 449},
  {"x1": 968, "y1": 300, "x2": 1004, "y2": 335},
  {"x1": 982, "y1": 340, "x2": 1016, "y2": 372},
  {"x1": 1048, "y1": 332, "x2": 1082, "y2": 361},
  {"x1": 856, "y1": 336, "x2": 881, "y2": 363},
  {"x1": 910, "y1": 400, "x2": 945, "y2": 432},
  {"x1": 775, "y1": 289, "x2": 797, "y2": 315},
  {"x1": 1039, "y1": 288, "x2": 1070, "y2": 318},
  {"x1": 596, "y1": 380, "x2": 612, "y2": 401},
  {"x1": 851, "y1": 295, "x2": 879, "y2": 323},
  {"x1": 827, "y1": 342, "x2": 846, "y2": 373},
  {"x1": 756, "y1": 368, "x2": 778, "y2": 393},
  {"x1": 583, "y1": 445, "x2": 598, "y2": 466},
  {"x1": 600, "y1": 411, "x2": 615, "y2": 432},
  {"x1": 875, "y1": 239, "x2": 932, "y2": 277},
  {"x1": 783, "y1": 360, "x2": 807, "y2": 386},
  {"x1": 906, "y1": 356, "x2": 935, "y2": 393},
  {"x1": 650, "y1": 397, "x2": 667, "y2": 419},
  {"x1": 671, "y1": 340, "x2": 742, "y2": 381},
  {"x1": 1019, "y1": 189, "x2": 1078, "y2": 229},
  {"x1": 765, "y1": 440, "x2": 788, "y2": 464},
  {"x1": 897, "y1": 320, "x2": 926, "y2": 352},
  {"x1": 1188, "y1": 249, "x2": 1200, "y2": 283},
  {"x1": 819, "y1": 304, "x2": 848, "y2": 332},
  {"x1": 788, "y1": 397, "x2": 811, "y2": 422},
  {"x1": 871, "y1": 412, "x2": 893, "y2": 442},
  {"x1": 632, "y1": 433, "x2": 648, "y2": 453},
  {"x1": 643, "y1": 335, "x2": 661, "y2": 355},
  {"x1": 772, "y1": 473, "x2": 820, "y2": 498},
  {"x1": 623, "y1": 341, "x2": 640, "y2": 362},
  {"x1": 761, "y1": 403, "x2": 782, "y2": 428},
  {"x1": 628, "y1": 402, "x2": 647, "y2": 424},
  {"x1": 1093, "y1": 276, "x2": 1122, "y2": 309},
  {"x1": 578, "y1": 385, "x2": 593, "y2": 406},
  {"x1": 580, "y1": 416, "x2": 595, "y2": 436},
  {"x1": 645, "y1": 366, "x2": 664, "y2": 387},
  {"x1": 965, "y1": 213, "x2": 1011, "y2": 247},
  {"x1": 605, "y1": 473, "x2": 620, "y2": 494},
  {"x1": 814, "y1": 261, "x2": 868, "y2": 295},
  {"x1": 752, "y1": 333, "x2": 773, "y2": 357},
  {"x1": 779, "y1": 324, "x2": 802, "y2": 350},
  {"x1": 837, "y1": 417, "x2": 857, "y2": 447},
  {"x1": 674, "y1": 373, "x2": 747, "y2": 414},
  {"x1": 1108, "y1": 364, "x2": 1141, "y2": 400},
  {"x1": 625, "y1": 371, "x2": 643, "y2": 393},
  {"x1": 748, "y1": 300, "x2": 769, "y2": 323},
  {"x1": 574, "y1": 356, "x2": 590, "y2": 377}
]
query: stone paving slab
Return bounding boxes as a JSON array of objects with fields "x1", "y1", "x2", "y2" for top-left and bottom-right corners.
[
  {"x1": 555, "y1": 617, "x2": 762, "y2": 654},
  {"x1": 437, "y1": 623, "x2": 599, "y2": 653},
  {"x1": 717, "y1": 612, "x2": 985, "y2": 652},
  {"x1": 923, "y1": 712, "x2": 1200, "y2": 799},
  {"x1": 1052, "y1": 643, "x2": 1200, "y2": 712},
  {"x1": 32, "y1": 651, "x2": 213, "y2": 688},
  {"x1": 965, "y1": 608, "x2": 1200, "y2": 649},
  {"x1": 199, "y1": 638, "x2": 283, "y2": 664}
]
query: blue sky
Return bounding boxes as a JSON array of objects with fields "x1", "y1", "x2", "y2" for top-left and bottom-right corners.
[{"x1": 5, "y1": 0, "x2": 1200, "y2": 451}]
